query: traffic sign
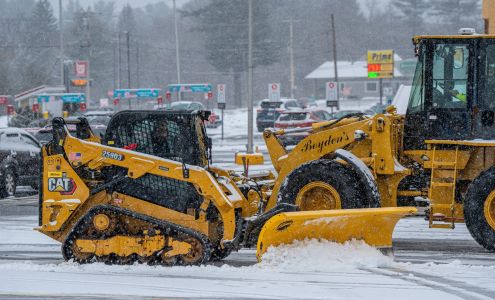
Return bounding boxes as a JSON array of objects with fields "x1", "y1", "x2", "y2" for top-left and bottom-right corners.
[
  {"x1": 268, "y1": 83, "x2": 281, "y2": 101},
  {"x1": 0, "y1": 95, "x2": 8, "y2": 105},
  {"x1": 60, "y1": 94, "x2": 86, "y2": 103},
  {"x1": 217, "y1": 84, "x2": 226, "y2": 104},
  {"x1": 6, "y1": 105, "x2": 14, "y2": 115},
  {"x1": 326, "y1": 81, "x2": 337, "y2": 101},
  {"x1": 113, "y1": 89, "x2": 161, "y2": 98},
  {"x1": 74, "y1": 61, "x2": 88, "y2": 77},
  {"x1": 367, "y1": 50, "x2": 394, "y2": 79},
  {"x1": 167, "y1": 84, "x2": 212, "y2": 93},
  {"x1": 71, "y1": 79, "x2": 88, "y2": 86}
]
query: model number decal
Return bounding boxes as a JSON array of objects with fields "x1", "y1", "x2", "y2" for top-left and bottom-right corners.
[{"x1": 102, "y1": 150, "x2": 124, "y2": 161}]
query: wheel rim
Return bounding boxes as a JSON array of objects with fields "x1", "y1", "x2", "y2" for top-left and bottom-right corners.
[
  {"x1": 93, "y1": 214, "x2": 110, "y2": 231},
  {"x1": 484, "y1": 190, "x2": 495, "y2": 231},
  {"x1": 5, "y1": 173, "x2": 15, "y2": 196},
  {"x1": 295, "y1": 181, "x2": 341, "y2": 211}
]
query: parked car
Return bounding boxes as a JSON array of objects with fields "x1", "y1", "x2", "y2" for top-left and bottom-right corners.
[
  {"x1": 164, "y1": 101, "x2": 205, "y2": 111},
  {"x1": 205, "y1": 110, "x2": 222, "y2": 128},
  {"x1": 34, "y1": 123, "x2": 106, "y2": 144},
  {"x1": 84, "y1": 110, "x2": 114, "y2": 126},
  {"x1": 363, "y1": 103, "x2": 388, "y2": 116},
  {"x1": 274, "y1": 109, "x2": 332, "y2": 129},
  {"x1": 274, "y1": 109, "x2": 333, "y2": 145},
  {"x1": 0, "y1": 127, "x2": 41, "y2": 197},
  {"x1": 329, "y1": 110, "x2": 362, "y2": 120},
  {"x1": 256, "y1": 98, "x2": 301, "y2": 132}
]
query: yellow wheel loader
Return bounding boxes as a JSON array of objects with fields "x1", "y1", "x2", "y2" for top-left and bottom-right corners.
[
  {"x1": 36, "y1": 111, "x2": 413, "y2": 265},
  {"x1": 262, "y1": 32, "x2": 495, "y2": 252}
]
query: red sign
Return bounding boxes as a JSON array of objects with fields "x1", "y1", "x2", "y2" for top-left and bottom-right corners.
[
  {"x1": 32, "y1": 103, "x2": 39, "y2": 112},
  {"x1": 113, "y1": 98, "x2": 120, "y2": 106},
  {"x1": 6, "y1": 105, "x2": 14, "y2": 115},
  {"x1": 79, "y1": 103, "x2": 87, "y2": 111},
  {"x1": 0, "y1": 96, "x2": 8, "y2": 105},
  {"x1": 367, "y1": 64, "x2": 381, "y2": 72},
  {"x1": 165, "y1": 91, "x2": 171, "y2": 101},
  {"x1": 157, "y1": 96, "x2": 163, "y2": 105},
  {"x1": 74, "y1": 61, "x2": 88, "y2": 77}
]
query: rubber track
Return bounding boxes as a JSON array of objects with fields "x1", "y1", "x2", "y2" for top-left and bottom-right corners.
[{"x1": 62, "y1": 204, "x2": 212, "y2": 265}]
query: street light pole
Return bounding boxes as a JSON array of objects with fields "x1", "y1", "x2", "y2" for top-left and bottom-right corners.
[
  {"x1": 330, "y1": 14, "x2": 339, "y2": 102},
  {"x1": 173, "y1": 0, "x2": 182, "y2": 101},
  {"x1": 289, "y1": 17, "x2": 295, "y2": 98},
  {"x1": 247, "y1": 0, "x2": 254, "y2": 154},
  {"x1": 126, "y1": 31, "x2": 131, "y2": 109},
  {"x1": 59, "y1": 0, "x2": 64, "y2": 86}
]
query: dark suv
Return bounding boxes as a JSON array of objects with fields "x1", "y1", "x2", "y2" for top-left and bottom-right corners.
[
  {"x1": 0, "y1": 128, "x2": 41, "y2": 198},
  {"x1": 256, "y1": 98, "x2": 301, "y2": 132}
]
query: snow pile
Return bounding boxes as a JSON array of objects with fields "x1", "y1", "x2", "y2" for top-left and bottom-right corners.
[{"x1": 258, "y1": 239, "x2": 394, "y2": 272}]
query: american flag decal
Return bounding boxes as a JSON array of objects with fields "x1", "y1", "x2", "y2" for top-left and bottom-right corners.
[{"x1": 69, "y1": 152, "x2": 82, "y2": 161}]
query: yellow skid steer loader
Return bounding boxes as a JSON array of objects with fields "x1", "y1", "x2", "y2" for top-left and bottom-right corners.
[{"x1": 36, "y1": 111, "x2": 413, "y2": 265}]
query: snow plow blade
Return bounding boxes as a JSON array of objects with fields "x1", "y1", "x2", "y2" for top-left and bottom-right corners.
[{"x1": 256, "y1": 207, "x2": 417, "y2": 260}]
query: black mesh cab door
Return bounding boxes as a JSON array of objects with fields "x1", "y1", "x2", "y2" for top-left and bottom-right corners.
[{"x1": 105, "y1": 110, "x2": 206, "y2": 166}]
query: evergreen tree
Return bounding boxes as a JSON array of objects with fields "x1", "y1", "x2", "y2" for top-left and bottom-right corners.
[
  {"x1": 392, "y1": 0, "x2": 429, "y2": 36},
  {"x1": 430, "y1": 0, "x2": 482, "y2": 34},
  {"x1": 183, "y1": 0, "x2": 280, "y2": 107},
  {"x1": 19, "y1": 0, "x2": 59, "y2": 90}
]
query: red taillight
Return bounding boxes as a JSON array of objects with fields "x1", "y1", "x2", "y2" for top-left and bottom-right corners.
[
  {"x1": 297, "y1": 122, "x2": 314, "y2": 128},
  {"x1": 257, "y1": 108, "x2": 261, "y2": 113}
]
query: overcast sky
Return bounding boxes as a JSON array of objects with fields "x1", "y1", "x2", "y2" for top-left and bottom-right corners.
[
  {"x1": 48, "y1": 0, "x2": 190, "y2": 15},
  {"x1": 48, "y1": 0, "x2": 382, "y2": 20}
]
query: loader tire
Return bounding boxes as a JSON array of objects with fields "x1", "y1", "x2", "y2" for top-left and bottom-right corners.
[
  {"x1": 278, "y1": 159, "x2": 377, "y2": 210},
  {"x1": 464, "y1": 167, "x2": 495, "y2": 251}
]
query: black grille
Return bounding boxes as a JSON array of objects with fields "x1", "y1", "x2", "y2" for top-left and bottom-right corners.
[{"x1": 115, "y1": 173, "x2": 203, "y2": 213}]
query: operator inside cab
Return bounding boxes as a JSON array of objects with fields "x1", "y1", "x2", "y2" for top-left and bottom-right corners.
[
  {"x1": 152, "y1": 121, "x2": 171, "y2": 155},
  {"x1": 432, "y1": 44, "x2": 468, "y2": 108}
]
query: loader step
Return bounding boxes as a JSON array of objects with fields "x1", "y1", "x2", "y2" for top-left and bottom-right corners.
[
  {"x1": 431, "y1": 161, "x2": 457, "y2": 168},
  {"x1": 429, "y1": 223, "x2": 454, "y2": 229},
  {"x1": 430, "y1": 182, "x2": 455, "y2": 188}
]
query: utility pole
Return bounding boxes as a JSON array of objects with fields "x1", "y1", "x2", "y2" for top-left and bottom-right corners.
[
  {"x1": 173, "y1": 0, "x2": 182, "y2": 100},
  {"x1": 136, "y1": 40, "x2": 140, "y2": 87},
  {"x1": 59, "y1": 0, "x2": 64, "y2": 87},
  {"x1": 117, "y1": 32, "x2": 121, "y2": 89},
  {"x1": 83, "y1": 11, "x2": 91, "y2": 107},
  {"x1": 330, "y1": 14, "x2": 339, "y2": 102},
  {"x1": 247, "y1": 0, "x2": 254, "y2": 154},
  {"x1": 112, "y1": 38, "x2": 116, "y2": 90},
  {"x1": 289, "y1": 18, "x2": 295, "y2": 99},
  {"x1": 126, "y1": 31, "x2": 131, "y2": 109}
]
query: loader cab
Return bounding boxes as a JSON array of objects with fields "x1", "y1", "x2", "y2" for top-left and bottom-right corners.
[
  {"x1": 104, "y1": 110, "x2": 211, "y2": 167},
  {"x1": 403, "y1": 33, "x2": 495, "y2": 149}
]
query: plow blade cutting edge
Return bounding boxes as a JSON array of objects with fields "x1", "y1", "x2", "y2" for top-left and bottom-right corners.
[{"x1": 256, "y1": 207, "x2": 417, "y2": 260}]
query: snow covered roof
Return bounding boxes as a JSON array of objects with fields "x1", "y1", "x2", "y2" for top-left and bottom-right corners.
[
  {"x1": 305, "y1": 59, "x2": 404, "y2": 80},
  {"x1": 14, "y1": 85, "x2": 66, "y2": 103}
]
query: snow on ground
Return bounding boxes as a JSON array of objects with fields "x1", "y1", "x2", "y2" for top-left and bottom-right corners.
[
  {"x1": 0, "y1": 240, "x2": 470, "y2": 299},
  {"x1": 0, "y1": 115, "x2": 7, "y2": 127},
  {"x1": 1, "y1": 216, "x2": 495, "y2": 299}
]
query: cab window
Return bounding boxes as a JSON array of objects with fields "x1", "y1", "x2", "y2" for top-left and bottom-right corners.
[
  {"x1": 407, "y1": 44, "x2": 425, "y2": 113},
  {"x1": 431, "y1": 44, "x2": 469, "y2": 109},
  {"x1": 482, "y1": 44, "x2": 495, "y2": 109}
]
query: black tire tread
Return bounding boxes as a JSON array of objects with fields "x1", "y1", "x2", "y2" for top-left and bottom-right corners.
[
  {"x1": 464, "y1": 166, "x2": 495, "y2": 251},
  {"x1": 278, "y1": 159, "x2": 377, "y2": 209}
]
